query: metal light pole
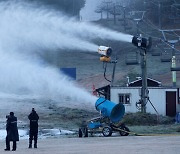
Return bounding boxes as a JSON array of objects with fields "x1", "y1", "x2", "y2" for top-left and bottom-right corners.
[
  {"x1": 140, "y1": 49, "x2": 147, "y2": 113},
  {"x1": 132, "y1": 35, "x2": 152, "y2": 113},
  {"x1": 133, "y1": 18, "x2": 141, "y2": 35},
  {"x1": 123, "y1": 6, "x2": 126, "y2": 31},
  {"x1": 111, "y1": 60, "x2": 117, "y2": 86},
  {"x1": 133, "y1": 19, "x2": 147, "y2": 113},
  {"x1": 158, "y1": 2, "x2": 162, "y2": 29},
  {"x1": 113, "y1": 4, "x2": 116, "y2": 25}
]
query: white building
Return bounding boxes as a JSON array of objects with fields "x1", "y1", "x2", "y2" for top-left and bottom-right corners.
[
  {"x1": 97, "y1": 78, "x2": 180, "y2": 116},
  {"x1": 110, "y1": 78, "x2": 180, "y2": 116}
]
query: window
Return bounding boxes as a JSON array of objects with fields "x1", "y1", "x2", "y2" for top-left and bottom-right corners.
[{"x1": 118, "y1": 94, "x2": 130, "y2": 104}]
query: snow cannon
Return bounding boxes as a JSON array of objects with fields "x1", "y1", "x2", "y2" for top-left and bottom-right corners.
[
  {"x1": 78, "y1": 97, "x2": 130, "y2": 137},
  {"x1": 95, "y1": 97, "x2": 125, "y2": 123},
  {"x1": 98, "y1": 46, "x2": 112, "y2": 57},
  {"x1": 132, "y1": 35, "x2": 152, "y2": 50},
  {"x1": 98, "y1": 46, "x2": 112, "y2": 62}
]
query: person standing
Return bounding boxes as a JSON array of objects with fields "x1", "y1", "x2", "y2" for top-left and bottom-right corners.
[
  {"x1": 4, "y1": 112, "x2": 19, "y2": 151},
  {"x1": 28, "y1": 108, "x2": 39, "y2": 148}
]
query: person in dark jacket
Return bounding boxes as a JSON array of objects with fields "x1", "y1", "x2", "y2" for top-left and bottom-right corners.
[
  {"x1": 4, "y1": 112, "x2": 19, "y2": 151},
  {"x1": 28, "y1": 108, "x2": 39, "y2": 148}
]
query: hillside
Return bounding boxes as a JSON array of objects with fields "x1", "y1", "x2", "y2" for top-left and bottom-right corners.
[
  {"x1": 51, "y1": 18, "x2": 180, "y2": 90},
  {"x1": 0, "y1": 0, "x2": 180, "y2": 138},
  {"x1": 32, "y1": 18, "x2": 180, "y2": 129}
]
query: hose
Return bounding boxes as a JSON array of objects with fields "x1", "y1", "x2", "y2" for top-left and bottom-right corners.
[{"x1": 103, "y1": 62, "x2": 111, "y2": 83}]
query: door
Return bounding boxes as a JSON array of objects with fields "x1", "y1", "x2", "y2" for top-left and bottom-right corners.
[{"x1": 166, "y1": 91, "x2": 176, "y2": 117}]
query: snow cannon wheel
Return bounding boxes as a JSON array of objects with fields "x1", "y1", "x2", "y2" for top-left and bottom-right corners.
[
  {"x1": 102, "y1": 126, "x2": 112, "y2": 137},
  {"x1": 119, "y1": 126, "x2": 130, "y2": 136}
]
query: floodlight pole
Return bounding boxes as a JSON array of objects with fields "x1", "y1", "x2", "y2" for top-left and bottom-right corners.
[
  {"x1": 136, "y1": 21, "x2": 139, "y2": 35},
  {"x1": 111, "y1": 60, "x2": 117, "y2": 86},
  {"x1": 140, "y1": 49, "x2": 147, "y2": 113},
  {"x1": 158, "y1": 2, "x2": 162, "y2": 29},
  {"x1": 133, "y1": 34, "x2": 148, "y2": 113},
  {"x1": 123, "y1": 6, "x2": 126, "y2": 31},
  {"x1": 113, "y1": 4, "x2": 117, "y2": 25},
  {"x1": 134, "y1": 19, "x2": 141, "y2": 35}
]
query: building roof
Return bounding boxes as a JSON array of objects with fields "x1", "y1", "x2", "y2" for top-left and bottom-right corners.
[{"x1": 128, "y1": 77, "x2": 161, "y2": 87}]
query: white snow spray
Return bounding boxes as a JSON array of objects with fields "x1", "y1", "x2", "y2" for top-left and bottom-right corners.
[
  {"x1": 0, "y1": 0, "x2": 133, "y2": 56},
  {"x1": 0, "y1": 0, "x2": 133, "y2": 111}
]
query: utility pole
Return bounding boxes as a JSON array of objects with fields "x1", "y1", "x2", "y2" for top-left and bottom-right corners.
[
  {"x1": 140, "y1": 49, "x2": 147, "y2": 113},
  {"x1": 161, "y1": 29, "x2": 180, "y2": 86},
  {"x1": 134, "y1": 19, "x2": 141, "y2": 35},
  {"x1": 172, "y1": 44, "x2": 176, "y2": 87},
  {"x1": 123, "y1": 6, "x2": 126, "y2": 31},
  {"x1": 168, "y1": 40, "x2": 179, "y2": 87},
  {"x1": 172, "y1": 55, "x2": 176, "y2": 87},
  {"x1": 132, "y1": 35, "x2": 149, "y2": 113},
  {"x1": 111, "y1": 60, "x2": 117, "y2": 86},
  {"x1": 144, "y1": 0, "x2": 147, "y2": 11},
  {"x1": 158, "y1": 1, "x2": 162, "y2": 29},
  {"x1": 113, "y1": 4, "x2": 116, "y2": 25},
  {"x1": 132, "y1": 11, "x2": 145, "y2": 35}
]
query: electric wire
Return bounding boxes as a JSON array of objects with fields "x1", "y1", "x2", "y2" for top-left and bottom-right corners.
[
  {"x1": 103, "y1": 62, "x2": 111, "y2": 83},
  {"x1": 173, "y1": 31, "x2": 180, "y2": 38},
  {"x1": 133, "y1": 17, "x2": 180, "y2": 52},
  {"x1": 163, "y1": 31, "x2": 180, "y2": 38}
]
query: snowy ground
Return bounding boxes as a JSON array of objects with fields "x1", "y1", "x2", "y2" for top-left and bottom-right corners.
[
  {"x1": 0, "y1": 129, "x2": 75, "y2": 140},
  {"x1": 0, "y1": 94, "x2": 96, "y2": 141}
]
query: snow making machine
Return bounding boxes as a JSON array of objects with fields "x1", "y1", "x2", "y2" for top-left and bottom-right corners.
[{"x1": 79, "y1": 97, "x2": 129, "y2": 137}]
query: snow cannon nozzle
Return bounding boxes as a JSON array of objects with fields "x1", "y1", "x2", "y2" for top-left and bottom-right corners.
[
  {"x1": 95, "y1": 97, "x2": 125, "y2": 123},
  {"x1": 132, "y1": 35, "x2": 152, "y2": 50},
  {"x1": 98, "y1": 46, "x2": 112, "y2": 57},
  {"x1": 97, "y1": 46, "x2": 112, "y2": 62}
]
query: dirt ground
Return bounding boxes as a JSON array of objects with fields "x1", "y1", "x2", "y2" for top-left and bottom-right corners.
[{"x1": 0, "y1": 135, "x2": 179, "y2": 154}]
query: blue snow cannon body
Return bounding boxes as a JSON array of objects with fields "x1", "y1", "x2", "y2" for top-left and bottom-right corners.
[
  {"x1": 95, "y1": 97, "x2": 125, "y2": 123},
  {"x1": 79, "y1": 97, "x2": 129, "y2": 137}
]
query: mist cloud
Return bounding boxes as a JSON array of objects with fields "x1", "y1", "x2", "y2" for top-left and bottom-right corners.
[{"x1": 0, "y1": 0, "x2": 132, "y2": 108}]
